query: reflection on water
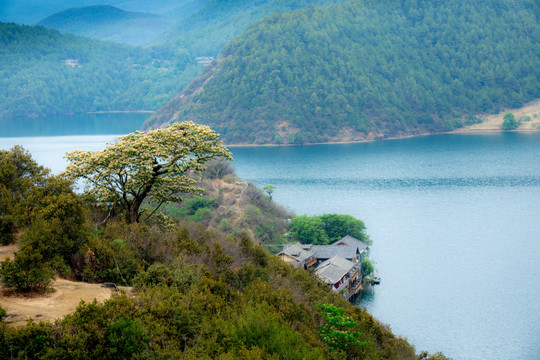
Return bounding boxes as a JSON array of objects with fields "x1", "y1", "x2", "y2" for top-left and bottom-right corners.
[
  {"x1": 354, "y1": 285, "x2": 376, "y2": 308},
  {"x1": 0, "y1": 113, "x2": 150, "y2": 137}
]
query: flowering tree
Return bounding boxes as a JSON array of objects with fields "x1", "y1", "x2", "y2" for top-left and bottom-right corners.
[{"x1": 64, "y1": 122, "x2": 232, "y2": 223}]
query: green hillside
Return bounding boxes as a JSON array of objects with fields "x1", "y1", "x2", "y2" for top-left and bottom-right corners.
[
  {"x1": 0, "y1": 0, "x2": 341, "y2": 119},
  {"x1": 147, "y1": 0, "x2": 540, "y2": 144},
  {"x1": 0, "y1": 146, "x2": 449, "y2": 360},
  {"x1": 153, "y1": 0, "x2": 346, "y2": 58},
  {"x1": 0, "y1": 22, "x2": 199, "y2": 118}
]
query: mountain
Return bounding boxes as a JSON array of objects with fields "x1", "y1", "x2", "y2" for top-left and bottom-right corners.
[
  {"x1": 146, "y1": 0, "x2": 540, "y2": 145},
  {"x1": 37, "y1": 5, "x2": 173, "y2": 46},
  {"x1": 0, "y1": 0, "x2": 201, "y2": 25},
  {"x1": 0, "y1": 0, "x2": 343, "y2": 119},
  {"x1": 0, "y1": 22, "x2": 199, "y2": 118},
  {"x1": 153, "y1": 0, "x2": 347, "y2": 58}
]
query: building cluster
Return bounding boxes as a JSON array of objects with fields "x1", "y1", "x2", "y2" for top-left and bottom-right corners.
[{"x1": 277, "y1": 235, "x2": 369, "y2": 300}]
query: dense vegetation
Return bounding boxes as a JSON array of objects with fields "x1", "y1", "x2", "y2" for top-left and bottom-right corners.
[
  {"x1": 0, "y1": 22, "x2": 199, "y2": 118},
  {"x1": 148, "y1": 0, "x2": 540, "y2": 144},
  {"x1": 154, "y1": 0, "x2": 346, "y2": 58},
  {"x1": 0, "y1": 146, "x2": 449, "y2": 359},
  {"x1": 289, "y1": 214, "x2": 371, "y2": 245},
  {"x1": 1, "y1": 0, "x2": 347, "y2": 119}
]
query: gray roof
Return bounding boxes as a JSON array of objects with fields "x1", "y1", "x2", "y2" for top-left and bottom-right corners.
[
  {"x1": 311, "y1": 244, "x2": 357, "y2": 260},
  {"x1": 315, "y1": 255, "x2": 355, "y2": 284},
  {"x1": 334, "y1": 235, "x2": 368, "y2": 251},
  {"x1": 278, "y1": 243, "x2": 315, "y2": 263}
]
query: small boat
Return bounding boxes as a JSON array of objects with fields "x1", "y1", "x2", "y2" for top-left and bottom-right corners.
[{"x1": 372, "y1": 277, "x2": 381, "y2": 285}]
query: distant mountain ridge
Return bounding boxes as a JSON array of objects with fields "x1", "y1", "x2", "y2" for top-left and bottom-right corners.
[
  {"x1": 36, "y1": 5, "x2": 171, "y2": 46},
  {"x1": 146, "y1": 0, "x2": 540, "y2": 145}
]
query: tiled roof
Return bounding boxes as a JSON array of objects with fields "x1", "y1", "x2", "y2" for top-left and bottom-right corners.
[
  {"x1": 334, "y1": 235, "x2": 368, "y2": 251},
  {"x1": 278, "y1": 243, "x2": 315, "y2": 262},
  {"x1": 315, "y1": 255, "x2": 356, "y2": 284}
]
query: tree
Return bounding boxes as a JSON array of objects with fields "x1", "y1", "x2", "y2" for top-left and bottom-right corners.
[
  {"x1": 64, "y1": 122, "x2": 232, "y2": 223},
  {"x1": 320, "y1": 214, "x2": 371, "y2": 244},
  {"x1": 289, "y1": 214, "x2": 371, "y2": 245},
  {"x1": 263, "y1": 184, "x2": 276, "y2": 200},
  {"x1": 317, "y1": 304, "x2": 366, "y2": 352},
  {"x1": 289, "y1": 215, "x2": 329, "y2": 245},
  {"x1": 501, "y1": 112, "x2": 518, "y2": 130},
  {"x1": 360, "y1": 258, "x2": 375, "y2": 278}
]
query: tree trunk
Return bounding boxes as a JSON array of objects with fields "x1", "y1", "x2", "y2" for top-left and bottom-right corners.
[{"x1": 128, "y1": 207, "x2": 139, "y2": 223}]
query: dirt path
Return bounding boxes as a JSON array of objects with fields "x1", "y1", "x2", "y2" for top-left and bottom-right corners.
[
  {"x1": 0, "y1": 244, "x2": 17, "y2": 261},
  {"x1": 454, "y1": 98, "x2": 540, "y2": 133},
  {"x1": 1, "y1": 278, "x2": 117, "y2": 327},
  {"x1": 0, "y1": 244, "x2": 119, "y2": 327}
]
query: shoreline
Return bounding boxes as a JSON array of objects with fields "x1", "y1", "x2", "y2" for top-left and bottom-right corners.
[
  {"x1": 224, "y1": 128, "x2": 540, "y2": 148},
  {"x1": 86, "y1": 110, "x2": 155, "y2": 114}
]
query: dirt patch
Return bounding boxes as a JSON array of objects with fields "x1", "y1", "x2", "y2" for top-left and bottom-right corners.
[
  {"x1": 455, "y1": 98, "x2": 540, "y2": 133},
  {"x1": 0, "y1": 278, "x2": 118, "y2": 327},
  {"x1": 0, "y1": 244, "x2": 17, "y2": 262}
]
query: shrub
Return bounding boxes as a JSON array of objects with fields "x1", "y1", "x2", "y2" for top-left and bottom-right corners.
[
  {"x1": 0, "y1": 216, "x2": 15, "y2": 245},
  {"x1": 0, "y1": 246, "x2": 55, "y2": 293},
  {"x1": 501, "y1": 113, "x2": 518, "y2": 130},
  {"x1": 203, "y1": 159, "x2": 236, "y2": 179}
]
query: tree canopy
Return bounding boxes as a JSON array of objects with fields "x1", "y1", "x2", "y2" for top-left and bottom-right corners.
[
  {"x1": 64, "y1": 122, "x2": 232, "y2": 223},
  {"x1": 289, "y1": 214, "x2": 371, "y2": 245},
  {"x1": 501, "y1": 113, "x2": 518, "y2": 130}
]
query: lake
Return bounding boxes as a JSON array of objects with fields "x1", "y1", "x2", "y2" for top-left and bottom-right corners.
[{"x1": 1, "y1": 114, "x2": 539, "y2": 360}]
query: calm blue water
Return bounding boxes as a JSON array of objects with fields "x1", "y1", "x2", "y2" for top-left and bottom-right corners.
[{"x1": 1, "y1": 116, "x2": 539, "y2": 360}]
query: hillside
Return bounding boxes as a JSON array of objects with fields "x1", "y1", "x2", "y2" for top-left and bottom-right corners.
[
  {"x1": 0, "y1": 0, "x2": 340, "y2": 119},
  {"x1": 0, "y1": 22, "x2": 200, "y2": 118},
  {"x1": 0, "y1": 146, "x2": 449, "y2": 359},
  {"x1": 153, "y1": 0, "x2": 347, "y2": 58},
  {"x1": 37, "y1": 5, "x2": 172, "y2": 46},
  {"x1": 0, "y1": 0, "x2": 201, "y2": 25},
  {"x1": 147, "y1": 0, "x2": 540, "y2": 145}
]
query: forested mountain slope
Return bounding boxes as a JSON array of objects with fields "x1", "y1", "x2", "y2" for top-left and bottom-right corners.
[
  {"x1": 153, "y1": 0, "x2": 347, "y2": 58},
  {"x1": 0, "y1": 22, "x2": 199, "y2": 118},
  {"x1": 0, "y1": 0, "x2": 341, "y2": 119},
  {"x1": 36, "y1": 5, "x2": 174, "y2": 46},
  {"x1": 147, "y1": 0, "x2": 540, "y2": 144}
]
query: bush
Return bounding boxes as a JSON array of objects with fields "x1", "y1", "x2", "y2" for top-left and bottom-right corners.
[
  {"x1": 0, "y1": 246, "x2": 55, "y2": 293},
  {"x1": 501, "y1": 113, "x2": 518, "y2": 130},
  {"x1": 203, "y1": 159, "x2": 236, "y2": 179},
  {"x1": 0, "y1": 216, "x2": 15, "y2": 245}
]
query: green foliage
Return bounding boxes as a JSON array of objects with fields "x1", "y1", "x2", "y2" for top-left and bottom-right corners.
[
  {"x1": 263, "y1": 184, "x2": 276, "y2": 200},
  {"x1": 0, "y1": 22, "x2": 197, "y2": 119},
  {"x1": 290, "y1": 214, "x2": 371, "y2": 245},
  {"x1": 107, "y1": 317, "x2": 148, "y2": 358},
  {"x1": 0, "y1": 305, "x2": 6, "y2": 322},
  {"x1": 0, "y1": 247, "x2": 55, "y2": 293},
  {"x1": 318, "y1": 304, "x2": 366, "y2": 352},
  {"x1": 361, "y1": 258, "x2": 375, "y2": 278},
  {"x1": 290, "y1": 215, "x2": 329, "y2": 245},
  {"x1": 151, "y1": 0, "x2": 540, "y2": 144},
  {"x1": 502, "y1": 112, "x2": 518, "y2": 130},
  {"x1": 64, "y1": 122, "x2": 232, "y2": 223},
  {"x1": 0, "y1": 215, "x2": 15, "y2": 246}
]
